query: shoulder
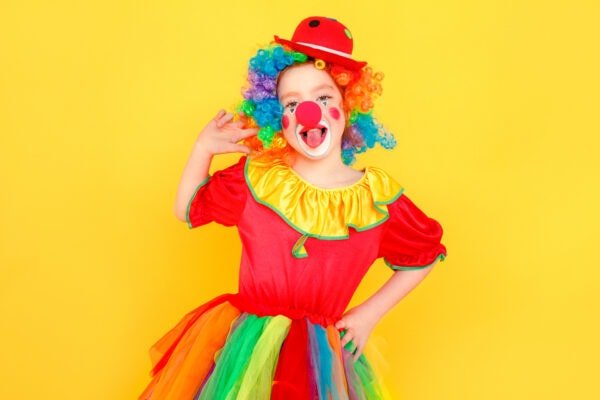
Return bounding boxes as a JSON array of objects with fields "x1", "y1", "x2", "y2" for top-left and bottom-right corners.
[
  {"x1": 363, "y1": 165, "x2": 405, "y2": 206},
  {"x1": 211, "y1": 155, "x2": 248, "y2": 180},
  {"x1": 201, "y1": 154, "x2": 249, "y2": 196},
  {"x1": 226, "y1": 154, "x2": 248, "y2": 171},
  {"x1": 186, "y1": 155, "x2": 249, "y2": 228},
  {"x1": 364, "y1": 166, "x2": 438, "y2": 226}
]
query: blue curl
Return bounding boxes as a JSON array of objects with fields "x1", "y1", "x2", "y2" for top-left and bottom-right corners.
[
  {"x1": 342, "y1": 112, "x2": 398, "y2": 166},
  {"x1": 249, "y1": 45, "x2": 297, "y2": 77},
  {"x1": 252, "y1": 97, "x2": 283, "y2": 131}
]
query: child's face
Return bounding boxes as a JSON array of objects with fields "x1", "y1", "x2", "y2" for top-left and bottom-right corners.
[{"x1": 277, "y1": 63, "x2": 346, "y2": 159}]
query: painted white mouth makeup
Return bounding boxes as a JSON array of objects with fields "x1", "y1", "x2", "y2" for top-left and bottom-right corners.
[{"x1": 294, "y1": 119, "x2": 332, "y2": 157}]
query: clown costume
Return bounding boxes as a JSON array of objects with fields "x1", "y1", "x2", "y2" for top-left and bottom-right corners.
[{"x1": 139, "y1": 16, "x2": 448, "y2": 400}]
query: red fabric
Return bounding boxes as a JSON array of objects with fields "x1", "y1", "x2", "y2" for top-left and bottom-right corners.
[
  {"x1": 273, "y1": 16, "x2": 367, "y2": 70},
  {"x1": 186, "y1": 155, "x2": 447, "y2": 327},
  {"x1": 377, "y1": 194, "x2": 447, "y2": 267},
  {"x1": 186, "y1": 156, "x2": 247, "y2": 228},
  {"x1": 272, "y1": 318, "x2": 315, "y2": 400}
]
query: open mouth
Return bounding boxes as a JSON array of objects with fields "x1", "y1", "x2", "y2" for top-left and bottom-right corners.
[{"x1": 299, "y1": 124, "x2": 328, "y2": 148}]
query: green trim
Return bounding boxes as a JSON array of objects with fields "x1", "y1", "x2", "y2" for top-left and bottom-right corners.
[
  {"x1": 384, "y1": 253, "x2": 446, "y2": 271},
  {"x1": 291, "y1": 233, "x2": 309, "y2": 259},
  {"x1": 242, "y1": 156, "x2": 405, "y2": 243},
  {"x1": 185, "y1": 175, "x2": 212, "y2": 229}
]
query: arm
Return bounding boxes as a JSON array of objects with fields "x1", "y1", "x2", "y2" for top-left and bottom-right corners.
[
  {"x1": 173, "y1": 110, "x2": 257, "y2": 221},
  {"x1": 336, "y1": 193, "x2": 447, "y2": 360},
  {"x1": 335, "y1": 259, "x2": 440, "y2": 361},
  {"x1": 360, "y1": 262, "x2": 437, "y2": 321},
  {"x1": 173, "y1": 143, "x2": 213, "y2": 221}
]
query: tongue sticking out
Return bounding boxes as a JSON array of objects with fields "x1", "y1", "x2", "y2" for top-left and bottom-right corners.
[{"x1": 304, "y1": 128, "x2": 326, "y2": 148}]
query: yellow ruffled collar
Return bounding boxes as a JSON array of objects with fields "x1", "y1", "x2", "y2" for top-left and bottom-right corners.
[{"x1": 243, "y1": 156, "x2": 404, "y2": 258}]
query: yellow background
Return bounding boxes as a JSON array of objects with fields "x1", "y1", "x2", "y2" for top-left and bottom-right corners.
[{"x1": 1, "y1": 0, "x2": 598, "y2": 398}]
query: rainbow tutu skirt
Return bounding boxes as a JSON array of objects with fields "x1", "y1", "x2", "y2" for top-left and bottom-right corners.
[{"x1": 139, "y1": 293, "x2": 391, "y2": 399}]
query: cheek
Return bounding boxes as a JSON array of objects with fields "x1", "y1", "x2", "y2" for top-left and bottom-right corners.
[
  {"x1": 328, "y1": 107, "x2": 341, "y2": 120},
  {"x1": 281, "y1": 115, "x2": 290, "y2": 130}
]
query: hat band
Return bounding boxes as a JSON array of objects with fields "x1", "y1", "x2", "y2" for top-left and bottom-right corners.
[{"x1": 295, "y1": 42, "x2": 353, "y2": 59}]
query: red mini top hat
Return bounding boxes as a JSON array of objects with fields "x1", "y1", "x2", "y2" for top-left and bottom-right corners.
[{"x1": 274, "y1": 16, "x2": 367, "y2": 71}]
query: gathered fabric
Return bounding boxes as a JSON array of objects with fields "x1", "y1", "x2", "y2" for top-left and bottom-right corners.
[{"x1": 139, "y1": 293, "x2": 391, "y2": 400}]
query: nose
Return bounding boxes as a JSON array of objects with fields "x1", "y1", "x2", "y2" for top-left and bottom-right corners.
[{"x1": 295, "y1": 101, "x2": 322, "y2": 128}]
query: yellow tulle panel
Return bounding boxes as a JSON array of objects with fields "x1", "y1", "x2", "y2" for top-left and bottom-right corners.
[
  {"x1": 235, "y1": 315, "x2": 292, "y2": 399},
  {"x1": 196, "y1": 313, "x2": 292, "y2": 400}
]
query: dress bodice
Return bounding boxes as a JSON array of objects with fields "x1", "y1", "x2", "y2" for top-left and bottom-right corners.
[{"x1": 186, "y1": 155, "x2": 447, "y2": 326}]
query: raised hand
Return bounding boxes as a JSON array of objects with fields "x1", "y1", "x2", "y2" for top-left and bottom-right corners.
[{"x1": 196, "y1": 109, "x2": 258, "y2": 156}]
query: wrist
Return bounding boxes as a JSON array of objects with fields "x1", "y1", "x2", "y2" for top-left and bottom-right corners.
[
  {"x1": 358, "y1": 302, "x2": 385, "y2": 324},
  {"x1": 193, "y1": 140, "x2": 214, "y2": 158}
]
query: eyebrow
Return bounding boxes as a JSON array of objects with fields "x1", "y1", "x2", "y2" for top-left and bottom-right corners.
[{"x1": 279, "y1": 84, "x2": 336, "y2": 101}]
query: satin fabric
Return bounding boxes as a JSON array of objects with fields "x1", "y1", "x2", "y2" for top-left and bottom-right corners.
[
  {"x1": 377, "y1": 193, "x2": 448, "y2": 268},
  {"x1": 245, "y1": 156, "x2": 404, "y2": 239}
]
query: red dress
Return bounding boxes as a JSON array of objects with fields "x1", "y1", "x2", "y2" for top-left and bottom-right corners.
[{"x1": 139, "y1": 155, "x2": 447, "y2": 400}]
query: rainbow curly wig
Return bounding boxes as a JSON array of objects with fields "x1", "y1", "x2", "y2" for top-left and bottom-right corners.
[{"x1": 235, "y1": 43, "x2": 397, "y2": 166}]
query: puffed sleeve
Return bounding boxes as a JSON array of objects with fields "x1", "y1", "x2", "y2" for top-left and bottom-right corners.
[
  {"x1": 185, "y1": 155, "x2": 248, "y2": 228},
  {"x1": 377, "y1": 193, "x2": 447, "y2": 270}
]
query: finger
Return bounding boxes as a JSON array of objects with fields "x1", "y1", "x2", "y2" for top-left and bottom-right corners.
[
  {"x1": 229, "y1": 135, "x2": 239, "y2": 144},
  {"x1": 335, "y1": 320, "x2": 346, "y2": 330},
  {"x1": 355, "y1": 341, "x2": 364, "y2": 361},
  {"x1": 219, "y1": 121, "x2": 245, "y2": 133},
  {"x1": 346, "y1": 338, "x2": 358, "y2": 355},
  {"x1": 213, "y1": 109, "x2": 226, "y2": 121},
  {"x1": 222, "y1": 126, "x2": 258, "y2": 138},
  {"x1": 237, "y1": 127, "x2": 259, "y2": 138},
  {"x1": 231, "y1": 144, "x2": 252, "y2": 155},
  {"x1": 341, "y1": 329, "x2": 354, "y2": 347},
  {"x1": 353, "y1": 347, "x2": 362, "y2": 362},
  {"x1": 216, "y1": 112, "x2": 234, "y2": 128},
  {"x1": 339, "y1": 327, "x2": 350, "y2": 344},
  {"x1": 228, "y1": 120, "x2": 245, "y2": 128}
]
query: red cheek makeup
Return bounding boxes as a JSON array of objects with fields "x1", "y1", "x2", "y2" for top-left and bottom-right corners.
[
  {"x1": 328, "y1": 107, "x2": 341, "y2": 120},
  {"x1": 282, "y1": 115, "x2": 290, "y2": 129}
]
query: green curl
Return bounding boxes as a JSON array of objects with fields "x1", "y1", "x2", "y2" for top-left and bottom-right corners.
[
  {"x1": 290, "y1": 51, "x2": 308, "y2": 63},
  {"x1": 258, "y1": 126, "x2": 275, "y2": 148},
  {"x1": 349, "y1": 109, "x2": 373, "y2": 124},
  {"x1": 237, "y1": 99, "x2": 256, "y2": 116}
]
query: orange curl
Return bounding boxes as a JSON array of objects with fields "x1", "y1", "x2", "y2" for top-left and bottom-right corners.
[
  {"x1": 330, "y1": 65, "x2": 385, "y2": 114},
  {"x1": 242, "y1": 133, "x2": 296, "y2": 165}
]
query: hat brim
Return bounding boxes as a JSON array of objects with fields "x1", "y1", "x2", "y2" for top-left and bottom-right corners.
[{"x1": 273, "y1": 35, "x2": 367, "y2": 71}]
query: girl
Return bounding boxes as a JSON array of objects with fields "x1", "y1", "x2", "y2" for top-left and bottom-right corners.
[{"x1": 140, "y1": 16, "x2": 447, "y2": 400}]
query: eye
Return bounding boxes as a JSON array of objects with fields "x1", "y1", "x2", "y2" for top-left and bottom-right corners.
[
  {"x1": 317, "y1": 95, "x2": 332, "y2": 106},
  {"x1": 284, "y1": 100, "x2": 298, "y2": 113}
]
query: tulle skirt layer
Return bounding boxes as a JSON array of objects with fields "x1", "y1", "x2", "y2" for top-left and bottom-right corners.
[{"x1": 139, "y1": 293, "x2": 391, "y2": 400}]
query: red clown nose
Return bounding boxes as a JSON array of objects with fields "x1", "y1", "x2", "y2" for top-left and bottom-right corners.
[{"x1": 295, "y1": 101, "x2": 322, "y2": 128}]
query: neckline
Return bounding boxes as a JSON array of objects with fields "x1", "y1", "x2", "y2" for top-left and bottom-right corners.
[
  {"x1": 243, "y1": 155, "x2": 405, "y2": 253},
  {"x1": 285, "y1": 163, "x2": 369, "y2": 192}
]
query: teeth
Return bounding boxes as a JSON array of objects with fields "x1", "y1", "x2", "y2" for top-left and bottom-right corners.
[{"x1": 301, "y1": 128, "x2": 327, "y2": 135}]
